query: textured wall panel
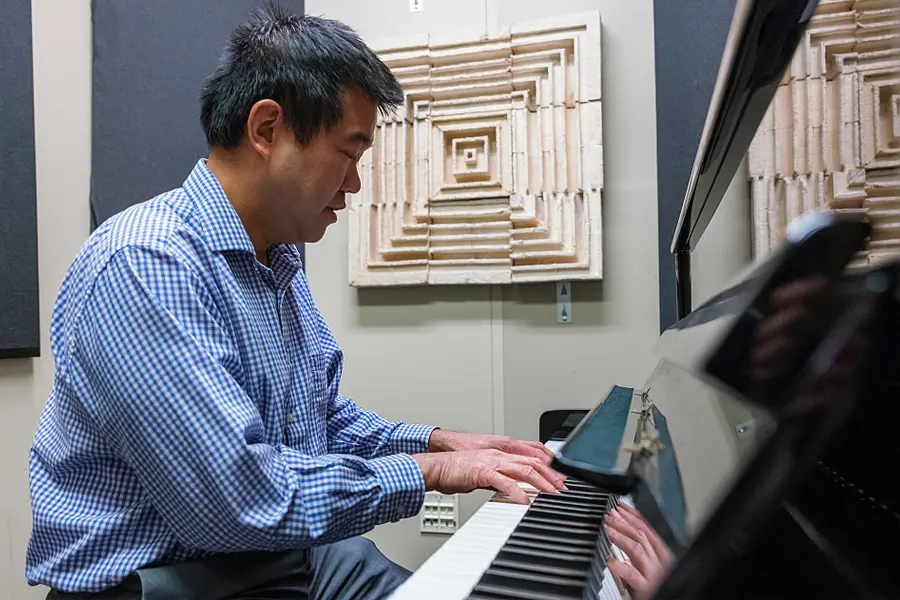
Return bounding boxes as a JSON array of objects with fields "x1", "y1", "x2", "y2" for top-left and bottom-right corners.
[
  {"x1": 748, "y1": 0, "x2": 900, "y2": 267},
  {"x1": 349, "y1": 12, "x2": 603, "y2": 286}
]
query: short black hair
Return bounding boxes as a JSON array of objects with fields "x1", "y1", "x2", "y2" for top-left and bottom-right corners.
[{"x1": 200, "y1": 2, "x2": 403, "y2": 148}]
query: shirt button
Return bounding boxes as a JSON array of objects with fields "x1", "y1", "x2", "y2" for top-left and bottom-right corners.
[{"x1": 287, "y1": 414, "x2": 296, "y2": 423}]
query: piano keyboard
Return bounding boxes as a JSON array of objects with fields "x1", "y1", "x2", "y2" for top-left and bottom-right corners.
[{"x1": 390, "y1": 441, "x2": 629, "y2": 600}]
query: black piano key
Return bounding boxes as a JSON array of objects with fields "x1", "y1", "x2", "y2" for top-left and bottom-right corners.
[
  {"x1": 562, "y1": 479, "x2": 601, "y2": 492},
  {"x1": 556, "y1": 488, "x2": 612, "y2": 500},
  {"x1": 542, "y1": 487, "x2": 605, "y2": 499},
  {"x1": 469, "y1": 584, "x2": 579, "y2": 600},
  {"x1": 521, "y1": 514, "x2": 600, "y2": 531},
  {"x1": 531, "y1": 497, "x2": 607, "y2": 514},
  {"x1": 490, "y1": 553, "x2": 591, "y2": 579},
  {"x1": 491, "y1": 559, "x2": 590, "y2": 580},
  {"x1": 542, "y1": 488, "x2": 609, "y2": 500},
  {"x1": 494, "y1": 544, "x2": 593, "y2": 566},
  {"x1": 476, "y1": 567, "x2": 586, "y2": 598},
  {"x1": 529, "y1": 502, "x2": 607, "y2": 519},
  {"x1": 514, "y1": 521, "x2": 598, "y2": 541},
  {"x1": 528, "y1": 504, "x2": 605, "y2": 519},
  {"x1": 508, "y1": 530, "x2": 597, "y2": 549},
  {"x1": 526, "y1": 510, "x2": 603, "y2": 528},
  {"x1": 504, "y1": 537, "x2": 595, "y2": 557}
]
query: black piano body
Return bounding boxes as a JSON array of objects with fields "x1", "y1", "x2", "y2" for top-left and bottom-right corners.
[
  {"x1": 550, "y1": 239, "x2": 900, "y2": 599},
  {"x1": 430, "y1": 0, "x2": 899, "y2": 598},
  {"x1": 465, "y1": 216, "x2": 900, "y2": 600},
  {"x1": 546, "y1": 0, "x2": 900, "y2": 597}
]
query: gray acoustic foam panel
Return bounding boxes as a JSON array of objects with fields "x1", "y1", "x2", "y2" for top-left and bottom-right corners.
[
  {"x1": 654, "y1": 0, "x2": 738, "y2": 332},
  {"x1": 91, "y1": 0, "x2": 304, "y2": 263},
  {"x1": 0, "y1": 0, "x2": 40, "y2": 359}
]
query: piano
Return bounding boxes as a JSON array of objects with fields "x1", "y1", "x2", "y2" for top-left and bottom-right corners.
[{"x1": 391, "y1": 0, "x2": 900, "y2": 598}]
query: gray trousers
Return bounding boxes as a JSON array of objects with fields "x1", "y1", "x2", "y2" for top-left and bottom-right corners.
[{"x1": 46, "y1": 537, "x2": 411, "y2": 600}]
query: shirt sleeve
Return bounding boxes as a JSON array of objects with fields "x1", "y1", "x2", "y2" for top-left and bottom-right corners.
[
  {"x1": 69, "y1": 246, "x2": 426, "y2": 554},
  {"x1": 316, "y1": 309, "x2": 436, "y2": 458}
]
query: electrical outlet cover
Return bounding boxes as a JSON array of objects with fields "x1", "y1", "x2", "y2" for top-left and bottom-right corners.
[{"x1": 420, "y1": 492, "x2": 458, "y2": 534}]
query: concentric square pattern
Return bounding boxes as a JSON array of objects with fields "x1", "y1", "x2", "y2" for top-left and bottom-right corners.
[
  {"x1": 348, "y1": 12, "x2": 603, "y2": 286},
  {"x1": 748, "y1": 1, "x2": 900, "y2": 267}
]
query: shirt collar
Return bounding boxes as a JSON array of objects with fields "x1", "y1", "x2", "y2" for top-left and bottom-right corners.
[{"x1": 183, "y1": 159, "x2": 256, "y2": 255}]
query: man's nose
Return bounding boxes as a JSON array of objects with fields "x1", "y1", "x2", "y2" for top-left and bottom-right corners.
[{"x1": 341, "y1": 163, "x2": 361, "y2": 195}]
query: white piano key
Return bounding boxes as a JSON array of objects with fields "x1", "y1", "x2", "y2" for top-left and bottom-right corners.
[
  {"x1": 389, "y1": 501, "x2": 530, "y2": 600},
  {"x1": 599, "y1": 567, "x2": 626, "y2": 600},
  {"x1": 545, "y1": 440, "x2": 565, "y2": 454}
]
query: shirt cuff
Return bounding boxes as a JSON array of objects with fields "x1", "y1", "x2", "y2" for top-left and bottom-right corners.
[
  {"x1": 370, "y1": 453, "x2": 427, "y2": 523},
  {"x1": 390, "y1": 423, "x2": 437, "y2": 455}
]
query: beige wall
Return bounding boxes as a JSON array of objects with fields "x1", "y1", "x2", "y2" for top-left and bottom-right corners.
[
  {"x1": 0, "y1": 0, "x2": 751, "y2": 595},
  {"x1": 0, "y1": 2, "x2": 92, "y2": 597}
]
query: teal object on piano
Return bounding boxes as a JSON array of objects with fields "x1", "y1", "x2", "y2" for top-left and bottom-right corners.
[
  {"x1": 650, "y1": 404, "x2": 687, "y2": 545},
  {"x1": 560, "y1": 385, "x2": 633, "y2": 473},
  {"x1": 553, "y1": 384, "x2": 689, "y2": 551}
]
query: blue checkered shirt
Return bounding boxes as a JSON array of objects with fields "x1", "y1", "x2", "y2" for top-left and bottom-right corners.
[{"x1": 26, "y1": 159, "x2": 435, "y2": 592}]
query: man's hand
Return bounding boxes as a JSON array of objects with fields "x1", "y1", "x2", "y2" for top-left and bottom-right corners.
[
  {"x1": 604, "y1": 504, "x2": 673, "y2": 600},
  {"x1": 748, "y1": 276, "x2": 828, "y2": 381},
  {"x1": 428, "y1": 429, "x2": 555, "y2": 465},
  {"x1": 412, "y1": 449, "x2": 566, "y2": 505}
]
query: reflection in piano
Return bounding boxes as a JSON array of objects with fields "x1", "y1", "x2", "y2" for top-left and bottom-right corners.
[{"x1": 391, "y1": 0, "x2": 900, "y2": 598}]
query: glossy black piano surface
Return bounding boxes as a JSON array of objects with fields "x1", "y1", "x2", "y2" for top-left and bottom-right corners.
[{"x1": 538, "y1": 233, "x2": 900, "y2": 600}]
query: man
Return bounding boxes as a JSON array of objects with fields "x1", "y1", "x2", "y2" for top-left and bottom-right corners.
[{"x1": 25, "y1": 5, "x2": 565, "y2": 599}]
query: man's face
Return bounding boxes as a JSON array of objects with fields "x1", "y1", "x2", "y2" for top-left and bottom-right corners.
[{"x1": 263, "y1": 86, "x2": 376, "y2": 244}]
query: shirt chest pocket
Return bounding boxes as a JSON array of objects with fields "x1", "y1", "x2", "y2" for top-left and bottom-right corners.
[{"x1": 284, "y1": 351, "x2": 329, "y2": 451}]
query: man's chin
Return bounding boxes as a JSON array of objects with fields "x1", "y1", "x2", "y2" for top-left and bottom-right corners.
[{"x1": 300, "y1": 227, "x2": 328, "y2": 245}]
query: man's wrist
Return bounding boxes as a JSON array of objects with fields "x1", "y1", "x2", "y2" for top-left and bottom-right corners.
[
  {"x1": 411, "y1": 453, "x2": 437, "y2": 490},
  {"x1": 427, "y1": 428, "x2": 456, "y2": 452}
]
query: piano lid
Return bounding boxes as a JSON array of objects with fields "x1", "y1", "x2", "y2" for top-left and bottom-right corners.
[
  {"x1": 554, "y1": 212, "x2": 873, "y2": 564},
  {"x1": 670, "y1": 0, "x2": 819, "y2": 255}
]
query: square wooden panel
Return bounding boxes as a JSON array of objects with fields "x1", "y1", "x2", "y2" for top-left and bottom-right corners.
[
  {"x1": 748, "y1": 0, "x2": 900, "y2": 267},
  {"x1": 348, "y1": 12, "x2": 604, "y2": 286}
]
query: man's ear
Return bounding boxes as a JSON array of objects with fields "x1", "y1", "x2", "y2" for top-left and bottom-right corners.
[{"x1": 246, "y1": 99, "x2": 287, "y2": 160}]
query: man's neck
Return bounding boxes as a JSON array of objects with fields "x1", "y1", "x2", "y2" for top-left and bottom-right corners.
[{"x1": 206, "y1": 152, "x2": 271, "y2": 265}]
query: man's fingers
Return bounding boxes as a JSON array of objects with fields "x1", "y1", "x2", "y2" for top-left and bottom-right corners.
[
  {"x1": 754, "y1": 302, "x2": 807, "y2": 343},
  {"x1": 507, "y1": 441, "x2": 552, "y2": 463},
  {"x1": 605, "y1": 518, "x2": 653, "y2": 576},
  {"x1": 616, "y1": 505, "x2": 671, "y2": 562},
  {"x1": 504, "y1": 440, "x2": 556, "y2": 467},
  {"x1": 749, "y1": 335, "x2": 794, "y2": 368},
  {"x1": 509, "y1": 454, "x2": 566, "y2": 489},
  {"x1": 525, "y1": 440, "x2": 557, "y2": 462},
  {"x1": 503, "y1": 462, "x2": 559, "y2": 494},
  {"x1": 768, "y1": 277, "x2": 828, "y2": 307},
  {"x1": 486, "y1": 471, "x2": 529, "y2": 504},
  {"x1": 608, "y1": 558, "x2": 650, "y2": 600},
  {"x1": 606, "y1": 517, "x2": 671, "y2": 593}
]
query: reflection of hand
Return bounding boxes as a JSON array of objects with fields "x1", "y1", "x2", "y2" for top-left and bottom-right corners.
[
  {"x1": 748, "y1": 277, "x2": 828, "y2": 380},
  {"x1": 428, "y1": 429, "x2": 556, "y2": 465},
  {"x1": 605, "y1": 504, "x2": 672, "y2": 600},
  {"x1": 412, "y1": 449, "x2": 565, "y2": 505}
]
